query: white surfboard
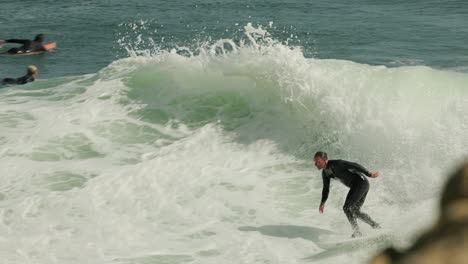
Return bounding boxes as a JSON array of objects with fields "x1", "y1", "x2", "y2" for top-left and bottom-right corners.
[{"x1": 316, "y1": 232, "x2": 393, "y2": 250}]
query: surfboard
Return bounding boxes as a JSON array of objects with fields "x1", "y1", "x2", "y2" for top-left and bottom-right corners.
[
  {"x1": 1, "y1": 42, "x2": 56, "y2": 56},
  {"x1": 316, "y1": 232, "x2": 393, "y2": 250}
]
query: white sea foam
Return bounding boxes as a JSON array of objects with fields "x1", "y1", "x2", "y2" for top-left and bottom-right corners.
[{"x1": 0, "y1": 24, "x2": 467, "y2": 264}]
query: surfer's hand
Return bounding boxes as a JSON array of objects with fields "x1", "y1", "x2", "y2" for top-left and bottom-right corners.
[
  {"x1": 319, "y1": 203, "x2": 325, "y2": 214},
  {"x1": 0, "y1": 40, "x2": 5, "y2": 44},
  {"x1": 370, "y1": 172, "x2": 380, "y2": 178}
]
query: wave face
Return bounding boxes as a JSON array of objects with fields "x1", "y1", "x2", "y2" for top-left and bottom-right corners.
[{"x1": 0, "y1": 25, "x2": 467, "y2": 264}]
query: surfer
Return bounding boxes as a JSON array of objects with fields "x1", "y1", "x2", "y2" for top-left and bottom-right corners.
[
  {"x1": 314, "y1": 151, "x2": 381, "y2": 238},
  {"x1": 0, "y1": 34, "x2": 46, "y2": 55},
  {"x1": 2, "y1": 65, "x2": 38, "y2": 86}
]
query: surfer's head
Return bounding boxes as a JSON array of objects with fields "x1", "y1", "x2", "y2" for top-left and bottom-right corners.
[
  {"x1": 313, "y1": 151, "x2": 328, "y2": 169},
  {"x1": 27, "y1": 65, "x2": 38, "y2": 77},
  {"x1": 34, "y1": 34, "x2": 44, "y2": 43}
]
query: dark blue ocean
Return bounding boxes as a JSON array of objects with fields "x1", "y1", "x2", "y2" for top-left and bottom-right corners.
[
  {"x1": 0, "y1": 1, "x2": 467, "y2": 264},
  {"x1": 1, "y1": 0, "x2": 468, "y2": 78}
]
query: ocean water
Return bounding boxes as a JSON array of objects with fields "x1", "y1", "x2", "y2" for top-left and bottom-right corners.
[{"x1": 1, "y1": 1, "x2": 468, "y2": 264}]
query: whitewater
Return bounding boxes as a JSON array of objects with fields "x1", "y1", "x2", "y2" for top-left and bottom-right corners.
[{"x1": 0, "y1": 24, "x2": 467, "y2": 264}]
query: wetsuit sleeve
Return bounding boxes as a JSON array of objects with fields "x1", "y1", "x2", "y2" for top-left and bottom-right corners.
[
  {"x1": 6, "y1": 39, "x2": 29, "y2": 45},
  {"x1": 15, "y1": 75, "x2": 34, "y2": 85},
  {"x1": 320, "y1": 171, "x2": 330, "y2": 204},
  {"x1": 344, "y1": 160, "x2": 372, "y2": 177}
]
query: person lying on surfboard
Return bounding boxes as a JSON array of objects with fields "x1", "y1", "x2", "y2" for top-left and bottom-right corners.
[
  {"x1": 0, "y1": 34, "x2": 46, "y2": 55},
  {"x1": 313, "y1": 151, "x2": 381, "y2": 238},
  {"x1": 2, "y1": 65, "x2": 38, "y2": 86}
]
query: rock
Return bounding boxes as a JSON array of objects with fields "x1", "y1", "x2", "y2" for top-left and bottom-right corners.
[{"x1": 370, "y1": 162, "x2": 468, "y2": 264}]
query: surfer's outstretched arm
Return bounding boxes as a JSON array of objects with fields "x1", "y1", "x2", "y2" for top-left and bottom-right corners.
[
  {"x1": 319, "y1": 172, "x2": 330, "y2": 213},
  {"x1": 343, "y1": 160, "x2": 372, "y2": 176},
  {"x1": 342, "y1": 160, "x2": 380, "y2": 178}
]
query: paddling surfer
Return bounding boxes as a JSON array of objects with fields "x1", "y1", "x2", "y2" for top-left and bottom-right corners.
[
  {"x1": 0, "y1": 34, "x2": 46, "y2": 55},
  {"x1": 2, "y1": 65, "x2": 38, "y2": 86}
]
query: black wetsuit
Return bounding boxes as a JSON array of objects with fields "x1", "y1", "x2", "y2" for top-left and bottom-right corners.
[
  {"x1": 1, "y1": 74, "x2": 35, "y2": 86},
  {"x1": 321, "y1": 159, "x2": 380, "y2": 233},
  {"x1": 4, "y1": 39, "x2": 46, "y2": 54}
]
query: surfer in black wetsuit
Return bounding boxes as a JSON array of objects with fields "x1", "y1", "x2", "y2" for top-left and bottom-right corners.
[
  {"x1": 0, "y1": 34, "x2": 46, "y2": 55},
  {"x1": 314, "y1": 151, "x2": 381, "y2": 237},
  {"x1": 2, "y1": 65, "x2": 38, "y2": 86}
]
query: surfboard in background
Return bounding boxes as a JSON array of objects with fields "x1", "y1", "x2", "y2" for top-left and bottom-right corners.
[{"x1": 1, "y1": 42, "x2": 56, "y2": 56}]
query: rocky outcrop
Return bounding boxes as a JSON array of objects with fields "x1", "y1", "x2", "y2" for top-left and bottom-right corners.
[{"x1": 370, "y1": 162, "x2": 468, "y2": 264}]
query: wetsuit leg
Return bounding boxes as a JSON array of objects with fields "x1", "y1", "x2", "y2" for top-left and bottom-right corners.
[
  {"x1": 7, "y1": 48, "x2": 19, "y2": 55},
  {"x1": 343, "y1": 179, "x2": 381, "y2": 234},
  {"x1": 2, "y1": 78, "x2": 16, "y2": 85},
  {"x1": 354, "y1": 188, "x2": 380, "y2": 229},
  {"x1": 343, "y1": 181, "x2": 368, "y2": 233}
]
